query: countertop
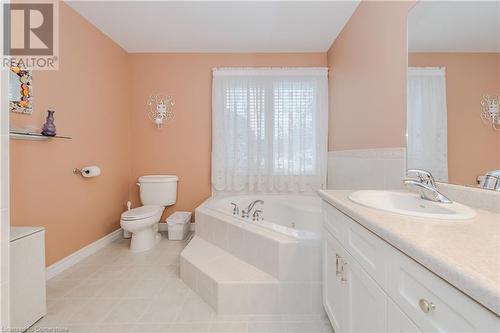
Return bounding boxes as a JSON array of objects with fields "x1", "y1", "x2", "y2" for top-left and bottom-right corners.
[
  {"x1": 10, "y1": 226, "x2": 45, "y2": 242},
  {"x1": 318, "y1": 190, "x2": 500, "y2": 316}
]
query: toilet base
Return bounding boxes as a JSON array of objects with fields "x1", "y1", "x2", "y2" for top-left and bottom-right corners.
[{"x1": 129, "y1": 227, "x2": 160, "y2": 252}]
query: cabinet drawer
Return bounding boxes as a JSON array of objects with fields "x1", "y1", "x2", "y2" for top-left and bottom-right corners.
[
  {"x1": 388, "y1": 298, "x2": 422, "y2": 333},
  {"x1": 387, "y1": 249, "x2": 499, "y2": 332}
]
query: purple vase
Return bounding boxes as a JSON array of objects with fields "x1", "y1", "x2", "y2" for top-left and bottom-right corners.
[{"x1": 41, "y1": 110, "x2": 56, "y2": 136}]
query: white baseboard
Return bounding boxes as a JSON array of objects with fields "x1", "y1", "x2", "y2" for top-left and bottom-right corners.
[
  {"x1": 159, "y1": 222, "x2": 195, "y2": 232},
  {"x1": 46, "y1": 228, "x2": 122, "y2": 280}
]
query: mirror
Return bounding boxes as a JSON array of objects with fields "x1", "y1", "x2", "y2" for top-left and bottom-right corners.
[
  {"x1": 407, "y1": 1, "x2": 500, "y2": 190},
  {"x1": 9, "y1": 66, "x2": 32, "y2": 114}
]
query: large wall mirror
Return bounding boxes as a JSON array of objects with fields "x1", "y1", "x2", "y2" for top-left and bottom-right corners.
[{"x1": 407, "y1": 1, "x2": 499, "y2": 191}]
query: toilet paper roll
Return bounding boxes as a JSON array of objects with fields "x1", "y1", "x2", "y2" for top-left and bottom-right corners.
[{"x1": 81, "y1": 166, "x2": 101, "y2": 178}]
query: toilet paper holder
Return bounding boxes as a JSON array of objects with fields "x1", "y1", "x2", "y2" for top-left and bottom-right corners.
[
  {"x1": 73, "y1": 168, "x2": 85, "y2": 175},
  {"x1": 73, "y1": 166, "x2": 101, "y2": 177}
]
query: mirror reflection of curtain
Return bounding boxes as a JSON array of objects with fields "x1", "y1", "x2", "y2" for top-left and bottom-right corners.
[{"x1": 407, "y1": 67, "x2": 448, "y2": 182}]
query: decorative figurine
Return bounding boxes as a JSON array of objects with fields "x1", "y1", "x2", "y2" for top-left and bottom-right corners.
[{"x1": 41, "y1": 109, "x2": 57, "y2": 136}]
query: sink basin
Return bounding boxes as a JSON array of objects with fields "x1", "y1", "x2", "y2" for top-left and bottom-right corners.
[{"x1": 348, "y1": 190, "x2": 476, "y2": 220}]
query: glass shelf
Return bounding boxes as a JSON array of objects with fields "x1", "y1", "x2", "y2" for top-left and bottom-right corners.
[{"x1": 9, "y1": 131, "x2": 72, "y2": 141}]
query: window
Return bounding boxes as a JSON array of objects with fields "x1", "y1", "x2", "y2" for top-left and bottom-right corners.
[{"x1": 212, "y1": 68, "x2": 328, "y2": 192}]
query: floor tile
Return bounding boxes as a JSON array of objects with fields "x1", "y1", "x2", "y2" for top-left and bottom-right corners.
[
  {"x1": 169, "y1": 322, "x2": 210, "y2": 333},
  {"x1": 209, "y1": 321, "x2": 247, "y2": 333},
  {"x1": 132, "y1": 323, "x2": 172, "y2": 332},
  {"x1": 66, "y1": 298, "x2": 119, "y2": 324},
  {"x1": 175, "y1": 297, "x2": 215, "y2": 323},
  {"x1": 40, "y1": 234, "x2": 330, "y2": 333},
  {"x1": 64, "y1": 279, "x2": 109, "y2": 298},
  {"x1": 247, "y1": 321, "x2": 285, "y2": 333},
  {"x1": 138, "y1": 297, "x2": 183, "y2": 323},
  {"x1": 92, "y1": 323, "x2": 133, "y2": 332},
  {"x1": 103, "y1": 298, "x2": 151, "y2": 324},
  {"x1": 284, "y1": 321, "x2": 325, "y2": 333}
]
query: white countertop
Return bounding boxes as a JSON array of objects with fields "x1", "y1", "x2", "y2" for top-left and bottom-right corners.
[
  {"x1": 318, "y1": 190, "x2": 500, "y2": 316},
  {"x1": 10, "y1": 226, "x2": 45, "y2": 242}
]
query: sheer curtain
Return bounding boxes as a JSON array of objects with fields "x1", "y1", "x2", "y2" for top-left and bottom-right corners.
[
  {"x1": 407, "y1": 67, "x2": 448, "y2": 181},
  {"x1": 212, "y1": 68, "x2": 328, "y2": 193}
]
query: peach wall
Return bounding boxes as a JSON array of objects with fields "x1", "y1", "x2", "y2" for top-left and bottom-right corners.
[
  {"x1": 128, "y1": 53, "x2": 327, "y2": 219},
  {"x1": 327, "y1": 1, "x2": 415, "y2": 150},
  {"x1": 409, "y1": 53, "x2": 500, "y2": 186},
  {"x1": 10, "y1": 3, "x2": 131, "y2": 266}
]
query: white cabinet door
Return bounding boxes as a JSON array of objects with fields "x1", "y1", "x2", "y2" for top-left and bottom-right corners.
[
  {"x1": 324, "y1": 229, "x2": 388, "y2": 333},
  {"x1": 388, "y1": 299, "x2": 422, "y2": 333},
  {"x1": 343, "y1": 243, "x2": 387, "y2": 333},
  {"x1": 10, "y1": 229, "x2": 46, "y2": 329},
  {"x1": 323, "y1": 230, "x2": 345, "y2": 333}
]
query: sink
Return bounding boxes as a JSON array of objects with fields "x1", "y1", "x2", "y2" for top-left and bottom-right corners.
[{"x1": 348, "y1": 190, "x2": 476, "y2": 220}]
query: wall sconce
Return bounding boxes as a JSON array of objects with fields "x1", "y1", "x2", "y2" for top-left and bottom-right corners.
[
  {"x1": 481, "y1": 94, "x2": 499, "y2": 130},
  {"x1": 147, "y1": 93, "x2": 175, "y2": 128}
]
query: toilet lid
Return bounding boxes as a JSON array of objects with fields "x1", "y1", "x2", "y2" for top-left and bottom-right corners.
[{"x1": 121, "y1": 206, "x2": 163, "y2": 221}]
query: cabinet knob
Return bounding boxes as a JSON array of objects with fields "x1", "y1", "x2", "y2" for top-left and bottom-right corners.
[{"x1": 418, "y1": 299, "x2": 436, "y2": 314}]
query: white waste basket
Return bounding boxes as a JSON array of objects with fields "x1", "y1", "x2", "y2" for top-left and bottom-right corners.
[{"x1": 167, "y1": 211, "x2": 192, "y2": 240}]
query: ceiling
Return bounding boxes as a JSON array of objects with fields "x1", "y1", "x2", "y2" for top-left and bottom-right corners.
[
  {"x1": 66, "y1": 1, "x2": 360, "y2": 53},
  {"x1": 408, "y1": 1, "x2": 500, "y2": 53}
]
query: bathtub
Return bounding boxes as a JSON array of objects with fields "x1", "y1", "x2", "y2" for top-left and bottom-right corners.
[
  {"x1": 204, "y1": 194, "x2": 323, "y2": 240},
  {"x1": 185, "y1": 194, "x2": 324, "y2": 315}
]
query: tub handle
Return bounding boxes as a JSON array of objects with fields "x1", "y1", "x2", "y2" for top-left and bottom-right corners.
[
  {"x1": 230, "y1": 202, "x2": 240, "y2": 216},
  {"x1": 252, "y1": 209, "x2": 263, "y2": 221}
]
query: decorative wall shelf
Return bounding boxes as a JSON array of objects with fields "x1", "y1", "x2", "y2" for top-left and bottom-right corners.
[{"x1": 9, "y1": 131, "x2": 72, "y2": 141}]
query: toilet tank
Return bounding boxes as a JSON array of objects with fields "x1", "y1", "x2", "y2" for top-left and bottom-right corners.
[{"x1": 138, "y1": 175, "x2": 178, "y2": 206}]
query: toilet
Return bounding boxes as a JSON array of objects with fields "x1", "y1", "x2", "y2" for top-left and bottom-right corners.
[{"x1": 120, "y1": 175, "x2": 178, "y2": 252}]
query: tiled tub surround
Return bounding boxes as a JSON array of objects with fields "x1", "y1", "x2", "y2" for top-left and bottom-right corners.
[
  {"x1": 318, "y1": 190, "x2": 500, "y2": 316},
  {"x1": 180, "y1": 195, "x2": 323, "y2": 316},
  {"x1": 37, "y1": 233, "x2": 332, "y2": 333},
  {"x1": 327, "y1": 148, "x2": 406, "y2": 190}
]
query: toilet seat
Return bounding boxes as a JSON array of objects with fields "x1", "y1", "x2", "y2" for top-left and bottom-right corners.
[{"x1": 121, "y1": 205, "x2": 163, "y2": 221}]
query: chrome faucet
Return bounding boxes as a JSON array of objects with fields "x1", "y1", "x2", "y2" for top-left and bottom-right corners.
[
  {"x1": 242, "y1": 200, "x2": 264, "y2": 218},
  {"x1": 406, "y1": 168, "x2": 436, "y2": 187},
  {"x1": 403, "y1": 169, "x2": 452, "y2": 204}
]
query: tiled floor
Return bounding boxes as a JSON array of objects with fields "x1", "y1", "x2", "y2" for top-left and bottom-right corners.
[{"x1": 36, "y1": 232, "x2": 332, "y2": 333}]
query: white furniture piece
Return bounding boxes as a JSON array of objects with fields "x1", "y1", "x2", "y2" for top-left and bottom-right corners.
[
  {"x1": 10, "y1": 227, "x2": 46, "y2": 330},
  {"x1": 322, "y1": 201, "x2": 499, "y2": 333},
  {"x1": 120, "y1": 175, "x2": 178, "y2": 252}
]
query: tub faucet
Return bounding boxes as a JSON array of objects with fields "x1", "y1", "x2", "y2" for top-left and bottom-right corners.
[
  {"x1": 403, "y1": 169, "x2": 451, "y2": 204},
  {"x1": 242, "y1": 200, "x2": 264, "y2": 218}
]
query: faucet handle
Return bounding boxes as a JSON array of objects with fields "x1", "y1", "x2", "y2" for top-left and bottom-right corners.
[
  {"x1": 406, "y1": 169, "x2": 436, "y2": 187},
  {"x1": 230, "y1": 202, "x2": 240, "y2": 216},
  {"x1": 252, "y1": 209, "x2": 263, "y2": 221}
]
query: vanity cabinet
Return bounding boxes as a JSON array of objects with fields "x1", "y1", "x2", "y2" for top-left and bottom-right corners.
[
  {"x1": 322, "y1": 201, "x2": 499, "y2": 333},
  {"x1": 387, "y1": 299, "x2": 421, "y2": 333}
]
